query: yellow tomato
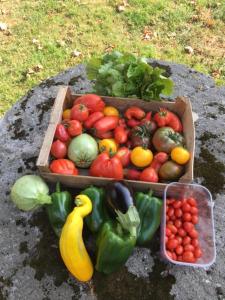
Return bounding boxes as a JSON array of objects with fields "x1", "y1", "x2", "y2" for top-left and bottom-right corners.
[
  {"x1": 131, "y1": 147, "x2": 153, "y2": 168},
  {"x1": 99, "y1": 139, "x2": 118, "y2": 154},
  {"x1": 62, "y1": 109, "x2": 71, "y2": 120},
  {"x1": 103, "y1": 106, "x2": 119, "y2": 117},
  {"x1": 171, "y1": 146, "x2": 190, "y2": 165}
]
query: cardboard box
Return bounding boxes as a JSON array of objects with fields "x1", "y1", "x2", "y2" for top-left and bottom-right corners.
[{"x1": 36, "y1": 86, "x2": 195, "y2": 193}]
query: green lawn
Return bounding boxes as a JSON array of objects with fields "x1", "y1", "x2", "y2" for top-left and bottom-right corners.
[{"x1": 0, "y1": 0, "x2": 224, "y2": 115}]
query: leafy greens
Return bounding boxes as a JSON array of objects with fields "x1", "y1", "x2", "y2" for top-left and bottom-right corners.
[{"x1": 86, "y1": 51, "x2": 173, "y2": 101}]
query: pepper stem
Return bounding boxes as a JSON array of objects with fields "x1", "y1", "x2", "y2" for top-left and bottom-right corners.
[
  {"x1": 56, "y1": 182, "x2": 61, "y2": 193},
  {"x1": 115, "y1": 206, "x2": 140, "y2": 238}
]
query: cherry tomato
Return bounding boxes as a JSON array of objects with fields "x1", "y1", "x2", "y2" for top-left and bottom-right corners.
[
  {"x1": 165, "y1": 236, "x2": 168, "y2": 244},
  {"x1": 167, "y1": 224, "x2": 177, "y2": 234},
  {"x1": 169, "y1": 234, "x2": 175, "y2": 240},
  {"x1": 182, "y1": 251, "x2": 195, "y2": 263},
  {"x1": 166, "y1": 228, "x2": 172, "y2": 237},
  {"x1": 182, "y1": 236, "x2": 191, "y2": 246},
  {"x1": 175, "y1": 245, "x2": 184, "y2": 255},
  {"x1": 190, "y1": 207, "x2": 198, "y2": 215},
  {"x1": 166, "y1": 205, "x2": 169, "y2": 213},
  {"x1": 187, "y1": 197, "x2": 197, "y2": 207},
  {"x1": 62, "y1": 109, "x2": 71, "y2": 120},
  {"x1": 184, "y1": 244, "x2": 195, "y2": 252},
  {"x1": 189, "y1": 229, "x2": 198, "y2": 239},
  {"x1": 182, "y1": 202, "x2": 191, "y2": 212},
  {"x1": 66, "y1": 120, "x2": 82, "y2": 136},
  {"x1": 71, "y1": 104, "x2": 89, "y2": 122},
  {"x1": 191, "y1": 239, "x2": 199, "y2": 247},
  {"x1": 177, "y1": 255, "x2": 183, "y2": 261},
  {"x1": 183, "y1": 212, "x2": 192, "y2": 222},
  {"x1": 178, "y1": 228, "x2": 187, "y2": 237},
  {"x1": 172, "y1": 252, "x2": 177, "y2": 261},
  {"x1": 50, "y1": 140, "x2": 67, "y2": 158},
  {"x1": 167, "y1": 239, "x2": 179, "y2": 250},
  {"x1": 166, "y1": 215, "x2": 169, "y2": 222},
  {"x1": 170, "y1": 215, "x2": 176, "y2": 221},
  {"x1": 166, "y1": 251, "x2": 173, "y2": 260},
  {"x1": 167, "y1": 199, "x2": 175, "y2": 205},
  {"x1": 167, "y1": 207, "x2": 175, "y2": 217},
  {"x1": 173, "y1": 201, "x2": 182, "y2": 209},
  {"x1": 192, "y1": 215, "x2": 198, "y2": 224},
  {"x1": 175, "y1": 208, "x2": 182, "y2": 218},
  {"x1": 176, "y1": 236, "x2": 183, "y2": 245},
  {"x1": 194, "y1": 247, "x2": 202, "y2": 258},
  {"x1": 183, "y1": 222, "x2": 194, "y2": 233},
  {"x1": 174, "y1": 219, "x2": 182, "y2": 229}
]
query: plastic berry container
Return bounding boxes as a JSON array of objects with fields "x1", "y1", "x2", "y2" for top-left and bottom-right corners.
[{"x1": 161, "y1": 182, "x2": 216, "y2": 268}]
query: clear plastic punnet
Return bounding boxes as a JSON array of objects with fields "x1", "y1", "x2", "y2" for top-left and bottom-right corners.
[{"x1": 161, "y1": 182, "x2": 216, "y2": 268}]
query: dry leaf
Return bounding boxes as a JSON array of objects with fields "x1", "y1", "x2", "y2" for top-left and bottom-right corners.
[
  {"x1": 0, "y1": 22, "x2": 8, "y2": 31},
  {"x1": 4, "y1": 29, "x2": 12, "y2": 36},
  {"x1": 211, "y1": 69, "x2": 221, "y2": 78},
  {"x1": 116, "y1": 5, "x2": 125, "y2": 12},
  {"x1": 71, "y1": 50, "x2": 82, "y2": 57},
  {"x1": 142, "y1": 27, "x2": 157, "y2": 40},
  {"x1": 105, "y1": 45, "x2": 115, "y2": 52},
  {"x1": 27, "y1": 64, "x2": 43, "y2": 76},
  {"x1": 184, "y1": 46, "x2": 194, "y2": 54}
]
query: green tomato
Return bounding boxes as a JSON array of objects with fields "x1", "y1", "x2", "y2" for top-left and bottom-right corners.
[{"x1": 68, "y1": 133, "x2": 98, "y2": 168}]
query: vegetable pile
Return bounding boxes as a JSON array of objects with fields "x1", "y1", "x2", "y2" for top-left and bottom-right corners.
[
  {"x1": 49, "y1": 93, "x2": 190, "y2": 183},
  {"x1": 165, "y1": 197, "x2": 202, "y2": 263},
  {"x1": 10, "y1": 177, "x2": 163, "y2": 280},
  {"x1": 86, "y1": 51, "x2": 174, "y2": 101}
]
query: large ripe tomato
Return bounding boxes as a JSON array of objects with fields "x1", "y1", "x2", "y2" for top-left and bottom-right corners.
[
  {"x1": 152, "y1": 127, "x2": 184, "y2": 153},
  {"x1": 159, "y1": 161, "x2": 184, "y2": 181},
  {"x1": 89, "y1": 152, "x2": 123, "y2": 180},
  {"x1": 140, "y1": 167, "x2": 158, "y2": 182},
  {"x1": 74, "y1": 94, "x2": 105, "y2": 113},
  {"x1": 171, "y1": 146, "x2": 190, "y2": 165},
  {"x1": 50, "y1": 159, "x2": 78, "y2": 175},
  {"x1": 93, "y1": 116, "x2": 119, "y2": 134},
  {"x1": 98, "y1": 139, "x2": 118, "y2": 154},
  {"x1": 115, "y1": 147, "x2": 131, "y2": 167},
  {"x1": 54, "y1": 124, "x2": 70, "y2": 142},
  {"x1": 130, "y1": 147, "x2": 153, "y2": 168},
  {"x1": 71, "y1": 104, "x2": 89, "y2": 122},
  {"x1": 50, "y1": 140, "x2": 67, "y2": 158},
  {"x1": 114, "y1": 126, "x2": 128, "y2": 144}
]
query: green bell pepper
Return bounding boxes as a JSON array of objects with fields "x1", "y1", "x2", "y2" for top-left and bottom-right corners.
[
  {"x1": 81, "y1": 186, "x2": 109, "y2": 233},
  {"x1": 95, "y1": 206, "x2": 140, "y2": 274},
  {"x1": 46, "y1": 183, "x2": 73, "y2": 237},
  {"x1": 95, "y1": 221, "x2": 136, "y2": 274},
  {"x1": 135, "y1": 190, "x2": 162, "y2": 245}
]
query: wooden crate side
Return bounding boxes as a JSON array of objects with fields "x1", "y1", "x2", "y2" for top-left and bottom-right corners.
[{"x1": 36, "y1": 86, "x2": 68, "y2": 171}]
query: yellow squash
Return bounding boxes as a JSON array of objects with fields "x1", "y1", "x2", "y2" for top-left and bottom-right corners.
[{"x1": 59, "y1": 194, "x2": 93, "y2": 282}]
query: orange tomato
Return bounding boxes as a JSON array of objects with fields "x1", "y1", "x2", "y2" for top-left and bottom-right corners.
[{"x1": 62, "y1": 109, "x2": 71, "y2": 120}]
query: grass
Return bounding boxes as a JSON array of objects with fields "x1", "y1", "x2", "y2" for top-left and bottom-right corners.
[{"x1": 0, "y1": 0, "x2": 224, "y2": 115}]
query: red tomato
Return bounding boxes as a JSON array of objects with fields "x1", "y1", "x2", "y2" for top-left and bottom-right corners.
[
  {"x1": 175, "y1": 208, "x2": 182, "y2": 218},
  {"x1": 167, "y1": 207, "x2": 174, "y2": 217},
  {"x1": 172, "y1": 252, "x2": 177, "y2": 261},
  {"x1": 182, "y1": 236, "x2": 191, "y2": 246},
  {"x1": 167, "y1": 239, "x2": 179, "y2": 250},
  {"x1": 114, "y1": 126, "x2": 128, "y2": 144},
  {"x1": 167, "y1": 199, "x2": 175, "y2": 205},
  {"x1": 89, "y1": 152, "x2": 123, "y2": 180},
  {"x1": 187, "y1": 197, "x2": 197, "y2": 207},
  {"x1": 169, "y1": 234, "x2": 175, "y2": 240},
  {"x1": 183, "y1": 222, "x2": 194, "y2": 233},
  {"x1": 166, "y1": 215, "x2": 169, "y2": 222},
  {"x1": 174, "y1": 220, "x2": 182, "y2": 229},
  {"x1": 182, "y1": 202, "x2": 191, "y2": 212},
  {"x1": 194, "y1": 247, "x2": 202, "y2": 258},
  {"x1": 192, "y1": 215, "x2": 198, "y2": 224},
  {"x1": 94, "y1": 116, "x2": 119, "y2": 134},
  {"x1": 191, "y1": 239, "x2": 199, "y2": 247},
  {"x1": 189, "y1": 229, "x2": 198, "y2": 239},
  {"x1": 84, "y1": 111, "x2": 104, "y2": 129},
  {"x1": 177, "y1": 255, "x2": 183, "y2": 261},
  {"x1": 140, "y1": 167, "x2": 158, "y2": 183},
  {"x1": 166, "y1": 251, "x2": 173, "y2": 260},
  {"x1": 178, "y1": 228, "x2": 187, "y2": 237},
  {"x1": 115, "y1": 147, "x2": 131, "y2": 167},
  {"x1": 184, "y1": 244, "x2": 195, "y2": 252},
  {"x1": 165, "y1": 236, "x2": 168, "y2": 244},
  {"x1": 170, "y1": 215, "x2": 176, "y2": 221},
  {"x1": 166, "y1": 228, "x2": 172, "y2": 237},
  {"x1": 50, "y1": 159, "x2": 78, "y2": 175},
  {"x1": 175, "y1": 245, "x2": 184, "y2": 255},
  {"x1": 74, "y1": 94, "x2": 105, "y2": 113},
  {"x1": 125, "y1": 106, "x2": 145, "y2": 120},
  {"x1": 190, "y1": 207, "x2": 198, "y2": 215},
  {"x1": 71, "y1": 104, "x2": 89, "y2": 122},
  {"x1": 183, "y1": 212, "x2": 192, "y2": 222},
  {"x1": 182, "y1": 251, "x2": 195, "y2": 263},
  {"x1": 124, "y1": 168, "x2": 141, "y2": 180},
  {"x1": 55, "y1": 124, "x2": 70, "y2": 142},
  {"x1": 95, "y1": 130, "x2": 114, "y2": 139},
  {"x1": 66, "y1": 120, "x2": 82, "y2": 136},
  {"x1": 176, "y1": 236, "x2": 183, "y2": 245},
  {"x1": 167, "y1": 224, "x2": 177, "y2": 234},
  {"x1": 50, "y1": 140, "x2": 67, "y2": 158},
  {"x1": 173, "y1": 201, "x2": 182, "y2": 209}
]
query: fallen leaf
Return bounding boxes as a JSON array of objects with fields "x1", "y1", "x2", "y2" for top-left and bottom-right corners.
[
  {"x1": 105, "y1": 45, "x2": 115, "y2": 52},
  {"x1": 0, "y1": 22, "x2": 8, "y2": 31},
  {"x1": 184, "y1": 46, "x2": 194, "y2": 54},
  {"x1": 211, "y1": 69, "x2": 221, "y2": 78},
  {"x1": 142, "y1": 27, "x2": 157, "y2": 40},
  {"x1": 33, "y1": 64, "x2": 43, "y2": 72},
  {"x1": 71, "y1": 50, "x2": 82, "y2": 57},
  {"x1": 116, "y1": 5, "x2": 125, "y2": 12}
]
